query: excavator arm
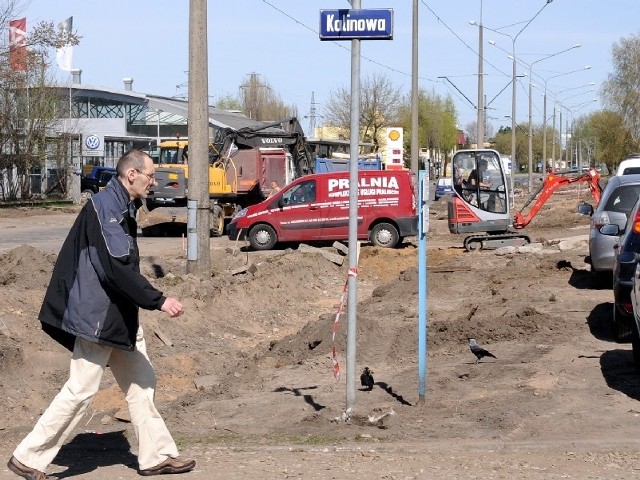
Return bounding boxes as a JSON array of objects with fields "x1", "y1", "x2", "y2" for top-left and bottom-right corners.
[
  {"x1": 513, "y1": 168, "x2": 602, "y2": 229},
  {"x1": 213, "y1": 117, "x2": 314, "y2": 178}
]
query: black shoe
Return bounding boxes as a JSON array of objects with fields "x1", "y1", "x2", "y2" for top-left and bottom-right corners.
[
  {"x1": 7, "y1": 456, "x2": 47, "y2": 480},
  {"x1": 138, "y1": 457, "x2": 196, "y2": 476}
]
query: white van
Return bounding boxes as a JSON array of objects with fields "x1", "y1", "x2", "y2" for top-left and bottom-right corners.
[{"x1": 616, "y1": 155, "x2": 640, "y2": 176}]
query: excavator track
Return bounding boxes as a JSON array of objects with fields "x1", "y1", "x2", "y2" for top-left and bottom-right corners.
[{"x1": 463, "y1": 233, "x2": 531, "y2": 252}]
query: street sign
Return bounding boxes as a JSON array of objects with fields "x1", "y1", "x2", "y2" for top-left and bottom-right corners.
[{"x1": 319, "y1": 9, "x2": 393, "y2": 41}]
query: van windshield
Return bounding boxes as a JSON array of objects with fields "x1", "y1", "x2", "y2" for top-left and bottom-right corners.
[{"x1": 282, "y1": 180, "x2": 316, "y2": 205}]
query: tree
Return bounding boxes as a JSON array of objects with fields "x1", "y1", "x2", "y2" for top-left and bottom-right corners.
[
  {"x1": 574, "y1": 110, "x2": 638, "y2": 171},
  {"x1": 492, "y1": 123, "x2": 530, "y2": 172},
  {"x1": 359, "y1": 74, "x2": 400, "y2": 150},
  {"x1": 239, "y1": 73, "x2": 297, "y2": 121},
  {"x1": 0, "y1": 3, "x2": 81, "y2": 200},
  {"x1": 465, "y1": 121, "x2": 478, "y2": 146},
  {"x1": 323, "y1": 72, "x2": 400, "y2": 152},
  {"x1": 602, "y1": 33, "x2": 640, "y2": 143},
  {"x1": 395, "y1": 90, "x2": 459, "y2": 171},
  {"x1": 214, "y1": 93, "x2": 243, "y2": 112},
  {"x1": 466, "y1": 120, "x2": 495, "y2": 147}
]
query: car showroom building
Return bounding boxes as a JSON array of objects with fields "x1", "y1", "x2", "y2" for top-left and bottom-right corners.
[{"x1": 26, "y1": 70, "x2": 271, "y2": 199}]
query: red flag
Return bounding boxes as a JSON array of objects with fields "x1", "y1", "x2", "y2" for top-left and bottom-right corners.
[{"x1": 9, "y1": 18, "x2": 27, "y2": 71}]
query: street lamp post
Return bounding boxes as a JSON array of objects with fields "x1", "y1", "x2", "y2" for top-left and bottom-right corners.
[
  {"x1": 551, "y1": 83, "x2": 595, "y2": 167},
  {"x1": 478, "y1": 16, "x2": 484, "y2": 147},
  {"x1": 572, "y1": 99, "x2": 598, "y2": 169},
  {"x1": 556, "y1": 99, "x2": 598, "y2": 170},
  {"x1": 485, "y1": 0, "x2": 554, "y2": 191},
  {"x1": 559, "y1": 88, "x2": 595, "y2": 103},
  {"x1": 469, "y1": 0, "x2": 485, "y2": 147},
  {"x1": 526, "y1": 44, "x2": 581, "y2": 189},
  {"x1": 542, "y1": 66, "x2": 591, "y2": 173}
]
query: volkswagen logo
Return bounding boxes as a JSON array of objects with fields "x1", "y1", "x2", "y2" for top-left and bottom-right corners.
[{"x1": 85, "y1": 134, "x2": 100, "y2": 150}]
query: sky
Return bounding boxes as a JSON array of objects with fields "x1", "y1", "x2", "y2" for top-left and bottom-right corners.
[{"x1": 13, "y1": 0, "x2": 640, "y2": 137}]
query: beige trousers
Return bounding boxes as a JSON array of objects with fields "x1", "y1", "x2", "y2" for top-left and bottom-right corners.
[{"x1": 13, "y1": 327, "x2": 179, "y2": 472}]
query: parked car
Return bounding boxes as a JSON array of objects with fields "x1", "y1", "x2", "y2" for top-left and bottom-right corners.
[
  {"x1": 598, "y1": 191, "x2": 640, "y2": 341},
  {"x1": 434, "y1": 177, "x2": 453, "y2": 200},
  {"x1": 578, "y1": 174, "x2": 640, "y2": 288},
  {"x1": 623, "y1": 225, "x2": 640, "y2": 366},
  {"x1": 616, "y1": 154, "x2": 640, "y2": 176}
]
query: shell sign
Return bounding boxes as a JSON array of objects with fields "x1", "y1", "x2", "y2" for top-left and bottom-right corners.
[{"x1": 385, "y1": 127, "x2": 404, "y2": 170}]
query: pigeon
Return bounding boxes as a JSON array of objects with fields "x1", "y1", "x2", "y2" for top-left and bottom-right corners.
[
  {"x1": 360, "y1": 367, "x2": 374, "y2": 391},
  {"x1": 468, "y1": 338, "x2": 497, "y2": 363}
]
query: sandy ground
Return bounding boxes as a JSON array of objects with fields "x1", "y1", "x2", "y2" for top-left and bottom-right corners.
[{"x1": 1, "y1": 185, "x2": 640, "y2": 479}]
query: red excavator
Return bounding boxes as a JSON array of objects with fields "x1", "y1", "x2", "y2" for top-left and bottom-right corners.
[{"x1": 447, "y1": 149, "x2": 602, "y2": 251}]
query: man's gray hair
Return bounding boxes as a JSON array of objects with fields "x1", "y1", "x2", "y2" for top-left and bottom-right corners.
[{"x1": 116, "y1": 150, "x2": 151, "y2": 177}]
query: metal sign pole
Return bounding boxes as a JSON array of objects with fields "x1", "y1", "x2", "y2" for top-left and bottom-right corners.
[
  {"x1": 345, "y1": 0, "x2": 361, "y2": 418},
  {"x1": 417, "y1": 170, "x2": 429, "y2": 403},
  {"x1": 320, "y1": 2, "x2": 394, "y2": 418}
]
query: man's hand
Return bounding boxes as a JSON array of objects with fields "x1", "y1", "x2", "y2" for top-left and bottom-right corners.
[{"x1": 161, "y1": 297, "x2": 184, "y2": 318}]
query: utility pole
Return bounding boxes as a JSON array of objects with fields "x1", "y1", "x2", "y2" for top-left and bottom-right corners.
[
  {"x1": 410, "y1": 0, "x2": 419, "y2": 176},
  {"x1": 307, "y1": 91, "x2": 318, "y2": 137},
  {"x1": 476, "y1": 0, "x2": 484, "y2": 148},
  {"x1": 186, "y1": 0, "x2": 210, "y2": 275},
  {"x1": 240, "y1": 73, "x2": 267, "y2": 120}
]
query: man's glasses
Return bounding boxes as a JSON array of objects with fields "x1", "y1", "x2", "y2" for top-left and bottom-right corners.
[{"x1": 136, "y1": 169, "x2": 156, "y2": 182}]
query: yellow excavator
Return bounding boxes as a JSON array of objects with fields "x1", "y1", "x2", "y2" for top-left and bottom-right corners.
[{"x1": 138, "y1": 117, "x2": 314, "y2": 236}]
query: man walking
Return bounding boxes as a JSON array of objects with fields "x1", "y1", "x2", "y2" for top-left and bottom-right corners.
[{"x1": 7, "y1": 150, "x2": 195, "y2": 478}]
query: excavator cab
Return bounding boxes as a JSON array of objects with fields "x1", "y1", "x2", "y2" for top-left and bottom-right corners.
[{"x1": 448, "y1": 149, "x2": 516, "y2": 250}]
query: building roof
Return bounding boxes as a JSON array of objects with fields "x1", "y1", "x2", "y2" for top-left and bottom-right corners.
[
  {"x1": 53, "y1": 83, "x2": 285, "y2": 133},
  {"x1": 145, "y1": 93, "x2": 276, "y2": 131}
]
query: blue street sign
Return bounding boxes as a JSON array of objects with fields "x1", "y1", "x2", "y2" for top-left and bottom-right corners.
[{"x1": 319, "y1": 9, "x2": 393, "y2": 41}]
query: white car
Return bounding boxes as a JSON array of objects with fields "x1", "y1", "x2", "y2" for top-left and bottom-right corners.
[{"x1": 616, "y1": 155, "x2": 640, "y2": 175}]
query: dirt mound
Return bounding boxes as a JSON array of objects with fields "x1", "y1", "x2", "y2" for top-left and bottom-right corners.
[
  {"x1": 0, "y1": 244, "x2": 56, "y2": 289},
  {"x1": 4, "y1": 195, "x2": 631, "y2": 479},
  {"x1": 430, "y1": 306, "x2": 564, "y2": 348}
]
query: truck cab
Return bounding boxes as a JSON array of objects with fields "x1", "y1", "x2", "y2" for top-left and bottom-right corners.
[{"x1": 81, "y1": 166, "x2": 117, "y2": 201}]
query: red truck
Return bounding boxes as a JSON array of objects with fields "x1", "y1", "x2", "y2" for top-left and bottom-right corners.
[{"x1": 227, "y1": 170, "x2": 418, "y2": 250}]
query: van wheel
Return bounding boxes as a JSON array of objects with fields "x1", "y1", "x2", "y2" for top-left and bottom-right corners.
[
  {"x1": 249, "y1": 224, "x2": 277, "y2": 250},
  {"x1": 210, "y1": 205, "x2": 224, "y2": 237},
  {"x1": 370, "y1": 223, "x2": 399, "y2": 248}
]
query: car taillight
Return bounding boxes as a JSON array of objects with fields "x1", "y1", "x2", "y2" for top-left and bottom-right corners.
[
  {"x1": 592, "y1": 211, "x2": 610, "y2": 229},
  {"x1": 633, "y1": 210, "x2": 640, "y2": 234},
  {"x1": 623, "y1": 301, "x2": 633, "y2": 314},
  {"x1": 170, "y1": 183, "x2": 179, "y2": 189}
]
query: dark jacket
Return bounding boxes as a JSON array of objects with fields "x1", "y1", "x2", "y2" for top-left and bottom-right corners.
[{"x1": 39, "y1": 177, "x2": 166, "y2": 351}]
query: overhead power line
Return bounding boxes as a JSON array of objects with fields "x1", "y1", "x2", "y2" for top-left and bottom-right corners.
[{"x1": 259, "y1": 0, "x2": 514, "y2": 109}]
